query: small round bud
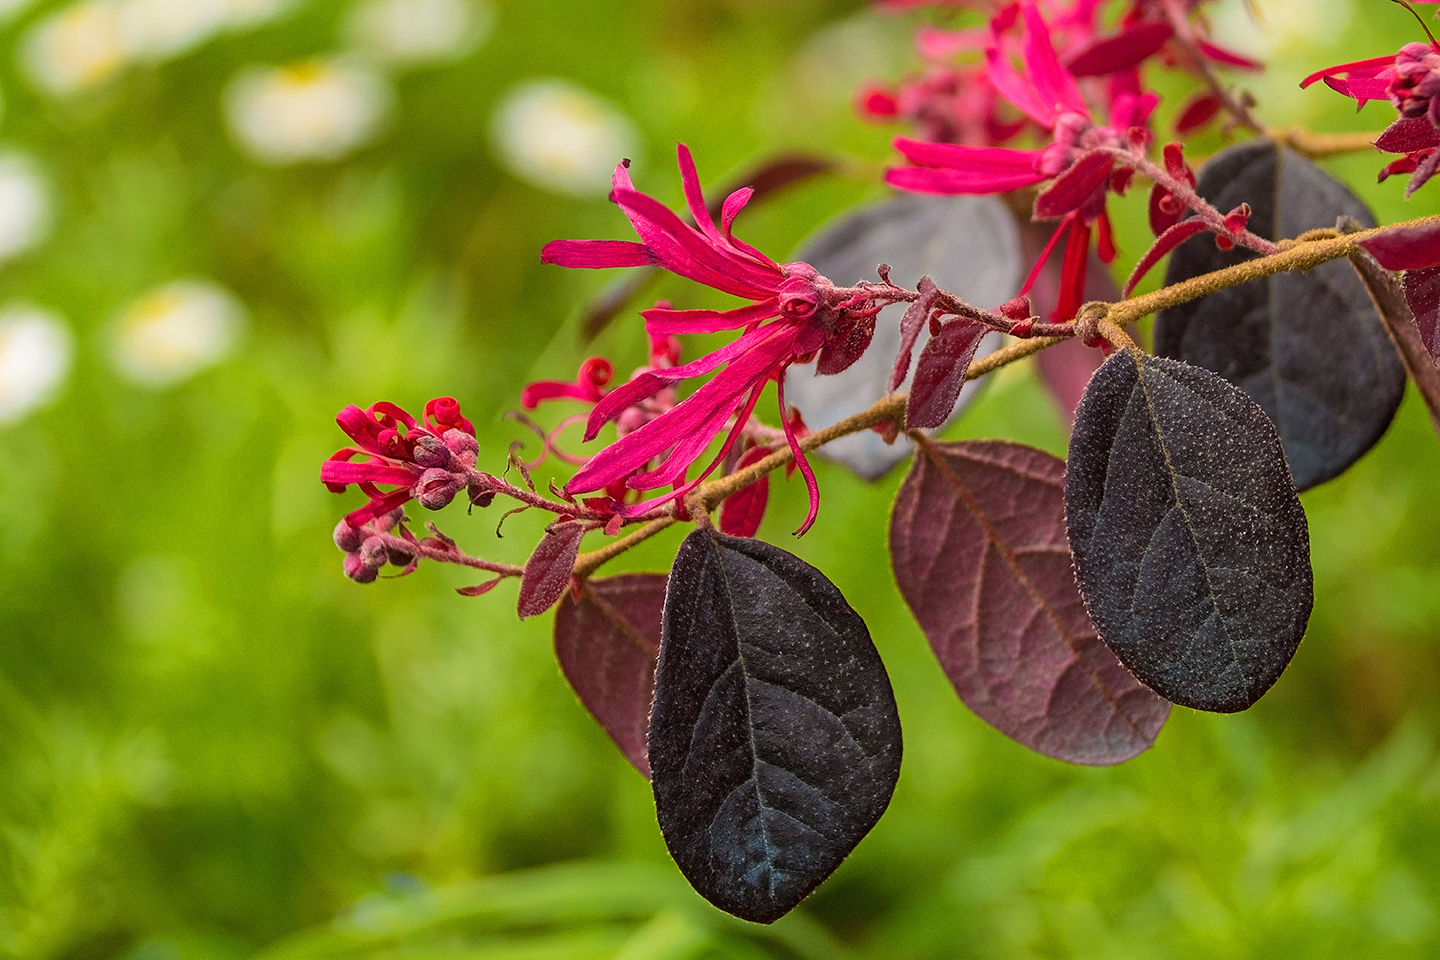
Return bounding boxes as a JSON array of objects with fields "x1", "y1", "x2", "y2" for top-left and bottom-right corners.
[
  {"x1": 415, "y1": 468, "x2": 463, "y2": 510},
  {"x1": 344, "y1": 552, "x2": 378, "y2": 583},
  {"x1": 385, "y1": 543, "x2": 415, "y2": 567},
  {"x1": 468, "y1": 474, "x2": 499, "y2": 508},
  {"x1": 412, "y1": 434, "x2": 451, "y2": 468},
  {"x1": 359, "y1": 536, "x2": 389, "y2": 569},
  {"x1": 334, "y1": 520, "x2": 366, "y2": 552},
  {"x1": 378, "y1": 508, "x2": 405, "y2": 531},
  {"x1": 443, "y1": 428, "x2": 479, "y2": 462}
]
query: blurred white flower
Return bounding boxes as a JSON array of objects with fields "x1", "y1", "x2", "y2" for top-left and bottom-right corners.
[
  {"x1": 225, "y1": 59, "x2": 392, "y2": 165},
  {"x1": 117, "y1": 0, "x2": 227, "y2": 61},
  {"x1": 0, "y1": 305, "x2": 72, "y2": 425},
  {"x1": 111, "y1": 280, "x2": 245, "y2": 388},
  {"x1": 0, "y1": 153, "x2": 51, "y2": 262},
  {"x1": 21, "y1": 0, "x2": 128, "y2": 96},
  {"x1": 345, "y1": 0, "x2": 491, "y2": 67},
  {"x1": 490, "y1": 79, "x2": 640, "y2": 197}
]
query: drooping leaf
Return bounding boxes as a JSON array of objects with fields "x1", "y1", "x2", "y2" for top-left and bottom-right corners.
[
  {"x1": 905, "y1": 318, "x2": 988, "y2": 430},
  {"x1": 650, "y1": 530, "x2": 902, "y2": 923},
  {"x1": 1404, "y1": 264, "x2": 1440, "y2": 362},
  {"x1": 1357, "y1": 219, "x2": 1440, "y2": 271},
  {"x1": 718, "y1": 447, "x2": 772, "y2": 538},
  {"x1": 783, "y1": 193, "x2": 1022, "y2": 480},
  {"x1": 1348, "y1": 252, "x2": 1440, "y2": 438},
  {"x1": 554, "y1": 573, "x2": 667, "y2": 777},
  {"x1": 518, "y1": 520, "x2": 585, "y2": 618},
  {"x1": 1155, "y1": 138, "x2": 1406, "y2": 490},
  {"x1": 1020, "y1": 220, "x2": 1109, "y2": 424},
  {"x1": 890, "y1": 439, "x2": 1169, "y2": 764},
  {"x1": 1065, "y1": 350, "x2": 1314, "y2": 713}
]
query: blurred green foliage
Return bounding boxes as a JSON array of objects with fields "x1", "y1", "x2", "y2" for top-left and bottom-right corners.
[{"x1": 0, "y1": 0, "x2": 1438, "y2": 958}]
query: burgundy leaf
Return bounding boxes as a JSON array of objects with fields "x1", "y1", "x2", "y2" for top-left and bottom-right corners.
[
  {"x1": 905, "y1": 318, "x2": 987, "y2": 430},
  {"x1": 718, "y1": 447, "x2": 772, "y2": 538},
  {"x1": 890, "y1": 439, "x2": 1169, "y2": 764},
  {"x1": 1124, "y1": 217, "x2": 1210, "y2": 295},
  {"x1": 1065, "y1": 20, "x2": 1172, "y2": 76},
  {"x1": 815, "y1": 313, "x2": 877, "y2": 375},
  {"x1": 518, "y1": 520, "x2": 586, "y2": 618},
  {"x1": 1349, "y1": 252, "x2": 1440, "y2": 437},
  {"x1": 1034, "y1": 151, "x2": 1115, "y2": 219},
  {"x1": 1404, "y1": 264, "x2": 1440, "y2": 361},
  {"x1": 1174, "y1": 92, "x2": 1222, "y2": 135},
  {"x1": 1358, "y1": 221, "x2": 1440, "y2": 271},
  {"x1": 890, "y1": 276, "x2": 939, "y2": 392},
  {"x1": 1035, "y1": 338, "x2": 1103, "y2": 428},
  {"x1": 1374, "y1": 116, "x2": 1440, "y2": 154},
  {"x1": 554, "y1": 573, "x2": 667, "y2": 777},
  {"x1": 457, "y1": 576, "x2": 504, "y2": 597}
]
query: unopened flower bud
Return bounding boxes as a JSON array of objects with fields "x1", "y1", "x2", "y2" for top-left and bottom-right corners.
[
  {"x1": 443, "y1": 428, "x2": 479, "y2": 463},
  {"x1": 412, "y1": 434, "x2": 451, "y2": 467},
  {"x1": 334, "y1": 519, "x2": 366, "y2": 552},
  {"x1": 359, "y1": 536, "x2": 388, "y2": 569},
  {"x1": 344, "y1": 552, "x2": 379, "y2": 583},
  {"x1": 468, "y1": 473, "x2": 499, "y2": 508},
  {"x1": 378, "y1": 508, "x2": 405, "y2": 531},
  {"x1": 415, "y1": 468, "x2": 463, "y2": 510},
  {"x1": 999, "y1": 295, "x2": 1033, "y2": 321},
  {"x1": 385, "y1": 543, "x2": 415, "y2": 566}
]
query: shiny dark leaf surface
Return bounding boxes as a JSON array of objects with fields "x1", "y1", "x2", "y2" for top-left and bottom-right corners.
[
  {"x1": 1066, "y1": 351, "x2": 1313, "y2": 713},
  {"x1": 1155, "y1": 139, "x2": 1405, "y2": 489},
  {"x1": 650, "y1": 530, "x2": 902, "y2": 923}
]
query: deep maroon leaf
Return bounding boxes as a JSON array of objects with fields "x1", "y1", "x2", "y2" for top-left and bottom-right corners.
[
  {"x1": 1065, "y1": 20, "x2": 1172, "y2": 76},
  {"x1": 1405, "y1": 265, "x2": 1440, "y2": 361},
  {"x1": 890, "y1": 439, "x2": 1169, "y2": 764},
  {"x1": 815, "y1": 314, "x2": 877, "y2": 375},
  {"x1": 1374, "y1": 116, "x2": 1440, "y2": 154},
  {"x1": 1124, "y1": 217, "x2": 1209, "y2": 296},
  {"x1": 554, "y1": 573, "x2": 667, "y2": 777},
  {"x1": 905, "y1": 318, "x2": 987, "y2": 430},
  {"x1": 1066, "y1": 351, "x2": 1314, "y2": 713},
  {"x1": 1348, "y1": 252, "x2": 1440, "y2": 437},
  {"x1": 650, "y1": 530, "x2": 902, "y2": 924},
  {"x1": 1156, "y1": 139, "x2": 1405, "y2": 490},
  {"x1": 1173, "y1": 92, "x2": 1222, "y2": 135},
  {"x1": 518, "y1": 521, "x2": 586, "y2": 618},
  {"x1": 784, "y1": 193, "x2": 1021, "y2": 480},
  {"x1": 719, "y1": 447, "x2": 772, "y2": 538},
  {"x1": 1034, "y1": 151, "x2": 1115, "y2": 219},
  {"x1": 1358, "y1": 221, "x2": 1440, "y2": 271}
]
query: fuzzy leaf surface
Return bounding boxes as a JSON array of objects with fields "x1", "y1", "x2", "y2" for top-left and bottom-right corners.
[
  {"x1": 554, "y1": 573, "x2": 667, "y2": 777},
  {"x1": 518, "y1": 521, "x2": 585, "y2": 618},
  {"x1": 1155, "y1": 138, "x2": 1405, "y2": 489},
  {"x1": 1348, "y1": 252, "x2": 1440, "y2": 438},
  {"x1": 783, "y1": 193, "x2": 1021, "y2": 479},
  {"x1": 905, "y1": 318, "x2": 988, "y2": 430},
  {"x1": 650, "y1": 530, "x2": 902, "y2": 923},
  {"x1": 890, "y1": 439, "x2": 1169, "y2": 763},
  {"x1": 1066, "y1": 351, "x2": 1313, "y2": 713}
]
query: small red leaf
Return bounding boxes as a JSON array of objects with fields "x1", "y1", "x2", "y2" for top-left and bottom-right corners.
[
  {"x1": 890, "y1": 276, "x2": 939, "y2": 392},
  {"x1": 1375, "y1": 117, "x2": 1440, "y2": 155},
  {"x1": 1349, "y1": 252, "x2": 1440, "y2": 439},
  {"x1": 1404, "y1": 264, "x2": 1440, "y2": 361},
  {"x1": 815, "y1": 314, "x2": 876, "y2": 375},
  {"x1": 457, "y1": 577, "x2": 504, "y2": 597},
  {"x1": 518, "y1": 521, "x2": 586, "y2": 618},
  {"x1": 905, "y1": 318, "x2": 987, "y2": 430},
  {"x1": 1174, "y1": 92, "x2": 1222, "y2": 135},
  {"x1": 1035, "y1": 151, "x2": 1115, "y2": 220},
  {"x1": 1125, "y1": 217, "x2": 1210, "y2": 296},
  {"x1": 719, "y1": 447, "x2": 772, "y2": 538},
  {"x1": 554, "y1": 573, "x2": 667, "y2": 777},
  {"x1": 1065, "y1": 20, "x2": 1172, "y2": 76},
  {"x1": 890, "y1": 440, "x2": 1170, "y2": 764},
  {"x1": 1359, "y1": 221, "x2": 1440, "y2": 271}
]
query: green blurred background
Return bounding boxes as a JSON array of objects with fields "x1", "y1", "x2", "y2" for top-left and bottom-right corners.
[{"x1": 1, "y1": 0, "x2": 1438, "y2": 957}]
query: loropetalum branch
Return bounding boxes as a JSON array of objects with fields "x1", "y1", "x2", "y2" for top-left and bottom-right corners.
[{"x1": 1158, "y1": 0, "x2": 1266, "y2": 135}]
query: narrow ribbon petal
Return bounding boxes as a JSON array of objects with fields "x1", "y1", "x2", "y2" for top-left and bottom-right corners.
[{"x1": 541, "y1": 239, "x2": 657, "y2": 269}]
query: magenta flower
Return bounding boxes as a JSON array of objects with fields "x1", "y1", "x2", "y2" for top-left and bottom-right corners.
[
  {"x1": 1304, "y1": 35, "x2": 1440, "y2": 195},
  {"x1": 885, "y1": 1, "x2": 1157, "y2": 319},
  {"x1": 322, "y1": 397, "x2": 478, "y2": 527},
  {"x1": 540, "y1": 144, "x2": 886, "y2": 533}
]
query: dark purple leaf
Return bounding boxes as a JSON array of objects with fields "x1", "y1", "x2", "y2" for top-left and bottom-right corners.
[
  {"x1": 1358, "y1": 221, "x2": 1440, "y2": 271},
  {"x1": 1034, "y1": 151, "x2": 1115, "y2": 219},
  {"x1": 784, "y1": 193, "x2": 1021, "y2": 480},
  {"x1": 815, "y1": 314, "x2": 876, "y2": 376},
  {"x1": 1066, "y1": 351, "x2": 1313, "y2": 713},
  {"x1": 1405, "y1": 265, "x2": 1440, "y2": 361},
  {"x1": 1155, "y1": 139, "x2": 1405, "y2": 490},
  {"x1": 650, "y1": 530, "x2": 902, "y2": 924},
  {"x1": 718, "y1": 447, "x2": 772, "y2": 538},
  {"x1": 890, "y1": 439, "x2": 1169, "y2": 764},
  {"x1": 554, "y1": 573, "x2": 667, "y2": 777},
  {"x1": 905, "y1": 318, "x2": 987, "y2": 429},
  {"x1": 518, "y1": 521, "x2": 585, "y2": 618},
  {"x1": 890, "y1": 277, "x2": 939, "y2": 392},
  {"x1": 1348, "y1": 252, "x2": 1440, "y2": 437}
]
